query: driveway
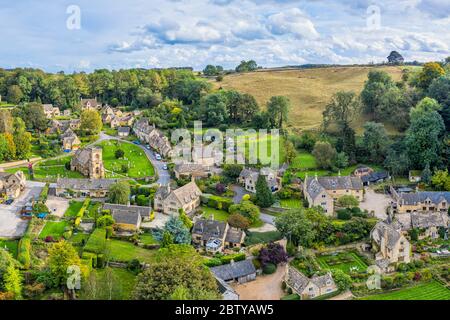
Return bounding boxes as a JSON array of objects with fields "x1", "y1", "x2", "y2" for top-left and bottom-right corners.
[
  {"x1": 45, "y1": 196, "x2": 69, "y2": 217},
  {"x1": 232, "y1": 185, "x2": 249, "y2": 204},
  {"x1": 141, "y1": 212, "x2": 171, "y2": 229},
  {"x1": 232, "y1": 264, "x2": 286, "y2": 300},
  {"x1": 0, "y1": 181, "x2": 45, "y2": 238},
  {"x1": 360, "y1": 188, "x2": 392, "y2": 220}
]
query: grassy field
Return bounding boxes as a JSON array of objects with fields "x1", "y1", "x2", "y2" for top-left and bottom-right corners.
[
  {"x1": 280, "y1": 198, "x2": 302, "y2": 209},
  {"x1": 212, "y1": 66, "x2": 404, "y2": 133},
  {"x1": 360, "y1": 281, "x2": 450, "y2": 300},
  {"x1": 39, "y1": 221, "x2": 69, "y2": 239},
  {"x1": 291, "y1": 152, "x2": 317, "y2": 169},
  {"x1": 107, "y1": 239, "x2": 157, "y2": 263},
  {"x1": 245, "y1": 231, "x2": 283, "y2": 245},
  {"x1": 96, "y1": 140, "x2": 154, "y2": 178},
  {"x1": 316, "y1": 251, "x2": 368, "y2": 273},
  {"x1": 0, "y1": 239, "x2": 19, "y2": 257}
]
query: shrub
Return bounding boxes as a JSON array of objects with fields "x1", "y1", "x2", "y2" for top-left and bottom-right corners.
[
  {"x1": 262, "y1": 263, "x2": 276, "y2": 274},
  {"x1": 242, "y1": 194, "x2": 251, "y2": 201},
  {"x1": 227, "y1": 213, "x2": 250, "y2": 230},
  {"x1": 204, "y1": 258, "x2": 222, "y2": 267},
  {"x1": 115, "y1": 149, "x2": 125, "y2": 159},
  {"x1": 252, "y1": 258, "x2": 262, "y2": 270},
  {"x1": 336, "y1": 209, "x2": 352, "y2": 220},
  {"x1": 97, "y1": 254, "x2": 105, "y2": 268},
  {"x1": 220, "y1": 253, "x2": 246, "y2": 264},
  {"x1": 23, "y1": 283, "x2": 45, "y2": 298},
  {"x1": 18, "y1": 237, "x2": 31, "y2": 269},
  {"x1": 127, "y1": 259, "x2": 141, "y2": 273},
  {"x1": 83, "y1": 228, "x2": 107, "y2": 254}
]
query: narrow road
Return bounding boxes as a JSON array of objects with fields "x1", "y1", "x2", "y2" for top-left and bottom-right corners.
[{"x1": 232, "y1": 185, "x2": 276, "y2": 226}]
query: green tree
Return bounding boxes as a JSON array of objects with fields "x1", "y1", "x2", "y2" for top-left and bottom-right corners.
[
  {"x1": 3, "y1": 133, "x2": 16, "y2": 160},
  {"x1": 80, "y1": 109, "x2": 102, "y2": 136},
  {"x1": 7, "y1": 85, "x2": 23, "y2": 104},
  {"x1": 0, "y1": 110, "x2": 13, "y2": 133},
  {"x1": 115, "y1": 149, "x2": 125, "y2": 159},
  {"x1": 431, "y1": 170, "x2": 450, "y2": 191},
  {"x1": 13, "y1": 131, "x2": 31, "y2": 160},
  {"x1": 428, "y1": 75, "x2": 450, "y2": 131},
  {"x1": 3, "y1": 263, "x2": 23, "y2": 299},
  {"x1": 153, "y1": 216, "x2": 191, "y2": 245},
  {"x1": 108, "y1": 181, "x2": 131, "y2": 205},
  {"x1": 410, "y1": 97, "x2": 442, "y2": 122},
  {"x1": 405, "y1": 110, "x2": 445, "y2": 169},
  {"x1": 178, "y1": 209, "x2": 193, "y2": 230},
  {"x1": 229, "y1": 200, "x2": 261, "y2": 224},
  {"x1": 199, "y1": 92, "x2": 229, "y2": 126},
  {"x1": 360, "y1": 122, "x2": 390, "y2": 164},
  {"x1": 361, "y1": 70, "x2": 394, "y2": 115},
  {"x1": 267, "y1": 96, "x2": 290, "y2": 129},
  {"x1": 421, "y1": 163, "x2": 432, "y2": 185},
  {"x1": 48, "y1": 241, "x2": 81, "y2": 287},
  {"x1": 235, "y1": 60, "x2": 258, "y2": 73},
  {"x1": 331, "y1": 269, "x2": 352, "y2": 291},
  {"x1": 312, "y1": 141, "x2": 336, "y2": 170},
  {"x1": 227, "y1": 213, "x2": 250, "y2": 229},
  {"x1": 274, "y1": 208, "x2": 316, "y2": 247},
  {"x1": 97, "y1": 215, "x2": 115, "y2": 228},
  {"x1": 14, "y1": 103, "x2": 48, "y2": 132},
  {"x1": 323, "y1": 91, "x2": 359, "y2": 132},
  {"x1": 284, "y1": 140, "x2": 297, "y2": 164},
  {"x1": 255, "y1": 175, "x2": 274, "y2": 208},
  {"x1": 337, "y1": 195, "x2": 359, "y2": 208}
]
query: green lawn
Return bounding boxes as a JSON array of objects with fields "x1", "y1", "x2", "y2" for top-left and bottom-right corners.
[
  {"x1": 103, "y1": 126, "x2": 118, "y2": 136},
  {"x1": 201, "y1": 206, "x2": 229, "y2": 221},
  {"x1": 280, "y1": 198, "x2": 302, "y2": 209},
  {"x1": 0, "y1": 239, "x2": 19, "y2": 257},
  {"x1": 107, "y1": 239, "x2": 157, "y2": 263},
  {"x1": 85, "y1": 201, "x2": 102, "y2": 219},
  {"x1": 96, "y1": 140, "x2": 154, "y2": 178},
  {"x1": 245, "y1": 231, "x2": 283, "y2": 245},
  {"x1": 360, "y1": 281, "x2": 450, "y2": 300},
  {"x1": 316, "y1": 251, "x2": 368, "y2": 273},
  {"x1": 139, "y1": 233, "x2": 159, "y2": 245},
  {"x1": 291, "y1": 152, "x2": 317, "y2": 169},
  {"x1": 296, "y1": 164, "x2": 383, "y2": 180},
  {"x1": 242, "y1": 133, "x2": 285, "y2": 165},
  {"x1": 79, "y1": 267, "x2": 137, "y2": 300},
  {"x1": 69, "y1": 233, "x2": 90, "y2": 247},
  {"x1": 64, "y1": 201, "x2": 84, "y2": 218},
  {"x1": 39, "y1": 221, "x2": 69, "y2": 239}
]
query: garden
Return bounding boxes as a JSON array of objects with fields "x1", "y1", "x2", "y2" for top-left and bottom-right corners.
[
  {"x1": 360, "y1": 280, "x2": 450, "y2": 300},
  {"x1": 38, "y1": 221, "x2": 69, "y2": 240},
  {"x1": 316, "y1": 251, "x2": 368, "y2": 273},
  {"x1": 96, "y1": 140, "x2": 154, "y2": 179}
]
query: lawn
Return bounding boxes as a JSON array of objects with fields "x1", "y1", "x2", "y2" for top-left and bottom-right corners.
[
  {"x1": 295, "y1": 163, "x2": 383, "y2": 180},
  {"x1": 85, "y1": 201, "x2": 102, "y2": 219},
  {"x1": 316, "y1": 251, "x2": 368, "y2": 273},
  {"x1": 96, "y1": 140, "x2": 154, "y2": 178},
  {"x1": 360, "y1": 281, "x2": 450, "y2": 300},
  {"x1": 280, "y1": 198, "x2": 302, "y2": 209},
  {"x1": 245, "y1": 231, "x2": 283, "y2": 245},
  {"x1": 139, "y1": 233, "x2": 159, "y2": 245},
  {"x1": 107, "y1": 239, "x2": 157, "y2": 264},
  {"x1": 39, "y1": 221, "x2": 69, "y2": 239},
  {"x1": 201, "y1": 206, "x2": 229, "y2": 221},
  {"x1": 291, "y1": 152, "x2": 317, "y2": 169},
  {"x1": 0, "y1": 239, "x2": 19, "y2": 257},
  {"x1": 242, "y1": 132, "x2": 285, "y2": 165},
  {"x1": 79, "y1": 267, "x2": 137, "y2": 300},
  {"x1": 64, "y1": 201, "x2": 84, "y2": 218},
  {"x1": 103, "y1": 125, "x2": 118, "y2": 136}
]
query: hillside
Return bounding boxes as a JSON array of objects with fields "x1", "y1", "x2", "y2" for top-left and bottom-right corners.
[{"x1": 211, "y1": 66, "x2": 405, "y2": 134}]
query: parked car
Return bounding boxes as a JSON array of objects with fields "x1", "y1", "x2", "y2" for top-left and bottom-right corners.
[
  {"x1": 155, "y1": 154, "x2": 162, "y2": 161},
  {"x1": 163, "y1": 164, "x2": 168, "y2": 170},
  {"x1": 4, "y1": 199, "x2": 14, "y2": 205},
  {"x1": 133, "y1": 140, "x2": 141, "y2": 145}
]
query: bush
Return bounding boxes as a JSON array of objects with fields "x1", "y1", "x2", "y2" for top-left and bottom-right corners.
[
  {"x1": 220, "y1": 252, "x2": 246, "y2": 264},
  {"x1": 115, "y1": 149, "x2": 125, "y2": 159},
  {"x1": 227, "y1": 213, "x2": 250, "y2": 230},
  {"x1": 252, "y1": 258, "x2": 262, "y2": 270},
  {"x1": 23, "y1": 283, "x2": 45, "y2": 298},
  {"x1": 127, "y1": 259, "x2": 141, "y2": 273},
  {"x1": 262, "y1": 263, "x2": 276, "y2": 274},
  {"x1": 83, "y1": 228, "x2": 107, "y2": 254},
  {"x1": 336, "y1": 209, "x2": 352, "y2": 220},
  {"x1": 204, "y1": 258, "x2": 222, "y2": 267}
]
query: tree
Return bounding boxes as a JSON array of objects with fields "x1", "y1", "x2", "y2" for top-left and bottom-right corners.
[
  {"x1": 108, "y1": 181, "x2": 130, "y2": 205},
  {"x1": 331, "y1": 269, "x2": 352, "y2": 291},
  {"x1": 0, "y1": 249, "x2": 17, "y2": 284},
  {"x1": 178, "y1": 209, "x2": 193, "y2": 230},
  {"x1": 48, "y1": 241, "x2": 82, "y2": 287},
  {"x1": 323, "y1": 91, "x2": 359, "y2": 131},
  {"x1": 255, "y1": 175, "x2": 274, "y2": 208},
  {"x1": 235, "y1": 60, "x2": 258, "y2": 73},
  {"x1": 80, "y1": 109, "x2": 102, "y2": 136},
  {"x1": 266, "y1": 96, "x2": 290, "y2": 129},
  {"x1": 405, "y1": 110, "x2": 445, "y2": 169},
  {"x1": 284, "y1": 140, "x2": 297, "y2": 164},
  {"x1": 222, "y1": 164, "x2": 243, "y2": 180},
  {"x1": 133, "y1": 245, "x2": 219, "y2": 300},
  {"x1": 97, "y1": 215, "x2": 115, "y2": 228},
  {"x1": 428, "y1": 75, "x2": 450, "y2": 131},
  {"x1": 14, "y1": 103, "x2": 48, "y2": 132},
  {"x1": 274, "y1": 208, "x2": 316, "y2": 247},
  {"x1": 7, "y1": 85, "x2": 23, "y2": 104},
  {"x1": 3, "y1": 263, "x2": 23, "y2": 299},
  {"x1": 153, "y1": 216, "x2": 191, "y2": 245},
  {"x1": 3, "y1": 133, "x2": 16, "y2": 160},
  {"x1": 360, "y1": 122, "x2": 390, "y2": 164},
  {"x1": 203, "y1": 65, "x2": 223, "y2": 76},
  {"x1": 421, "y1": 163, "x2": 432, "y2": 185},
  {"x1": 431, "y1": 170, "x2": 450, "y2": 191},
  {"x1": 229, "y1": 200, "x2": 261, "y2": 224},
  {"x1": 0, "y1": 110, "x2": 13, "y2": 133},
  {"x1": 337, "y1": 195, "x2": 359, "y2": 208},
  {"x1": 115, "y1": 149, "x2": 125, "y2": 159},
  {"x1": 410, "y1": 97, "x2": 442, "y2": 122},
  {"x1": 258, "y1": 242, "x2": 288, "y2": 266},
  {"x1": 312, "y1": 141, "x2": 336, "y2": 170},
  {"x1": 13, "y1": 131, "x2": 31, "y2": 160},
  {"x1": 334, "y1": 152, "x2": 349, "y2": 169},
  {"x1": 227, "y1": 213, "x2": 250, "y2": 229},
  {"x1": 387, "y1": 51, "x2": 404, "y2": 65},
  {"x1": 416, "y1": 62, "x2": 445, "y2": 90},
  {"x1": 199, "y1": 92, "x2": 229, "y2": 126}
]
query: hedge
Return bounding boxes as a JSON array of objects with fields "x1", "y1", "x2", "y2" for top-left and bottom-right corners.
[
  {"x1": 83, "y1": 228, "x2": 107, "y2": 254},
  {"x1": 38, "y1": 183, "x2": 50, "y2": 203},
  {"x1": 201, "y1": 195, "x2": 233, "y2": 211},
  {"x1": 220, "y1": 252, "x2": 246, "y2": 264},
  {"x1": 74, "y1": 198, "x2": 91, "y2": 227},
  {"x1": 82, "y1": 252, "x2": 97, "y2": 268},
  {"x1": 263, "y1": 263, "x2": 276, "y2": 274},
  {"x1": 17, "y1": 237, "x2": 31, "y2": 269}
]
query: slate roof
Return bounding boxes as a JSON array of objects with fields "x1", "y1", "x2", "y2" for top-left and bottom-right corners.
[
  {"x1": 225, "y1": 228, "x2": 245, "y2": 244},
  {"x1": 398, "y1": 192, "x2": 450, "y2": 206},
  {"x1": 361, "y1": 171, "x2": 389, "y2": 184},
  {"x1": 193, "y1": 218, "x2": 227, "y2": 241},
  {"x1": 81, "y1": 98, "x2": 100, "y2": 108},
  {"x1": 371, "y1": 221, "x2": 402, "y2": 249},
  {"x1": 72, "y1": 146, "x2": 101, "y2": 166},
  {"x1": 175, "y1": 163, "x2": 206, "y2": 174},
  {"x1": 56, "y1": 178, "x2": 116, "y2": 190},
  {"x1": 171, "y1": 182, "x2": 202, "y2": 204},
  {"x1": 103, "y1": 203, "x2": 151, "y2": 219},
  {"x1": 211, "y1": 259, "x2": 256, "y2": 281},
  {"x1": 287, "y1": 266, "x2": 335, "y2": 294},
  {"x1": 118, "y1": 126, "x2": 131, "y2": 134},
  {"x1": 411, "y1": 212, "x2": 448, "y2": 229},
  {"x1": 305, "y1": 176, "x2": 363, "y2": 200}
]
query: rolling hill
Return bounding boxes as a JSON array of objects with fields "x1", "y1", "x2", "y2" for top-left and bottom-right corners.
[{"x1": 211, "y1": 66, "x2": 406, "y2": 134}]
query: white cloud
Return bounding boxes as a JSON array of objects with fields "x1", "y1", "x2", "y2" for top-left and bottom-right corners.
[{"x1": 266, "y1": 8, "x2": 319, "y2": 39}]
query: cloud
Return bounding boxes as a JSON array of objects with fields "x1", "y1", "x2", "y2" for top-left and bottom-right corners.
[{"x1": 266, "y1": 8, "x2": 319, "y2": 39}]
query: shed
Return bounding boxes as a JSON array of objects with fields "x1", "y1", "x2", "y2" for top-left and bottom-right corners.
[{"x1": 211, "y1": 259, "x2": 257, "y2": 284}]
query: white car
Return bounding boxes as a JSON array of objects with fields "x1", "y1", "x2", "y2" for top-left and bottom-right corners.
[
  {"x1": 155, "y1": 154, "x2": 162, "y2": 160},
  {"x1": 162, "y1": 164, "x2": 168, "y2": 170}
]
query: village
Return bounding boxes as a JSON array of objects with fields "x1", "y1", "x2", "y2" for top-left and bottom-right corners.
[{"x1": 0, "y1": 71, "x2": 449, "y2": 300}]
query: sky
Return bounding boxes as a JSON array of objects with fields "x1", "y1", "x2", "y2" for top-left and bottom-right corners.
[{"x1": 0, "y1": 0, "x2": 449, "y2": 72}]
